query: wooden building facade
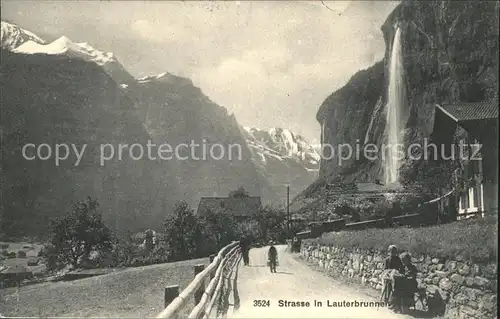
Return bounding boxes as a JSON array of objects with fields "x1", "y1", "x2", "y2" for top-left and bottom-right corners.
[{"x1": 432, "y1": 100, "x2": 498, "y2": 219}]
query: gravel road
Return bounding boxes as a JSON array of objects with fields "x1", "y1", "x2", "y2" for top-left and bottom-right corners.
[{"x1": 229, "y1": 245, "x2": 406, "y2": 318}]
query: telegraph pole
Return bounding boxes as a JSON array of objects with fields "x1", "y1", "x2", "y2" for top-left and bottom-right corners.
[{"x1": 286, "y1": 185, "x2": 290, "y2": 237}]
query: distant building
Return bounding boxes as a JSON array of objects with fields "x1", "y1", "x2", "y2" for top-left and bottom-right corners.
[
  {"x1": 0, "y1": 264, "x2": 33, "y2": 288},
  {"x1": 432, "y1": 100, "x2": 498, "y2": 219},
  {"x1": 196, "y1": 196, "x2": 262, "y2": 221}
]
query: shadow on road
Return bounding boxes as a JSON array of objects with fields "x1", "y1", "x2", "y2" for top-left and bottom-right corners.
[
  {"x1": 405, "y1": 309, "x2": 434, "y2": 318},
  {"x1": 274, "y1": 271, "x2": 293, "y2": 275},
  {"x1": 247, "y1": 265, "x2": 267, "y2": 267}
]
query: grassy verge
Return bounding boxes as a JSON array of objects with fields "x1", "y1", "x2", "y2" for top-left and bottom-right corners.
[
  {"x1": 310, "y1": 216, "x2": 497, "y2": 262},
  {"x1": 1, "y1": 256, "x2": 209, "y2": 318}
]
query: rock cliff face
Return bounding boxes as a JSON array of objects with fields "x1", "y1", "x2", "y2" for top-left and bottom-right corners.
[
  {"x1": 317, "y1": 61, "x2": 386, "y2": 183},
  {"x1": 315, "y1": 0, "x2": 498, "y2": 189}
]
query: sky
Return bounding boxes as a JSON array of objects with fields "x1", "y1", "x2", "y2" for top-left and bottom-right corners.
[{"x1": 1, "y1": 0, "x2": 399, "y2": 143}]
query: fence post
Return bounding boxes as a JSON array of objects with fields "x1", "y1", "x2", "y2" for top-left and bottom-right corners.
[
  {"x1": 164, "y1": 285, "x2": 179, "y2": 308},
  {"x1": 194, "y1": 264, "x2": 205, "y2": 305},
  {"x1": 209, "y1": 254, "x2": 216, "y2": 280}
]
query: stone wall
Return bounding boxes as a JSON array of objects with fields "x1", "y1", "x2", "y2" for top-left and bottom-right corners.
[{"x1": 300, "y1": 242, "x2": 497, "y2": 319}]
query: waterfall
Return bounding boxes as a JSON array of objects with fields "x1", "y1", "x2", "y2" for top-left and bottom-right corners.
[{"x1": 384, "y1": 26, "x2": 405, "y2": 185}]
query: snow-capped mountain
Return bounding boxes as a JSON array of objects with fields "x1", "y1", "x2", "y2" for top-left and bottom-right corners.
[
  {"x1": 241, "y1": 126, "x2": 320, "y2": 202},
  {"x1": 136, "y1": 71, "x2": 194, "y2": 88},
  {"x1": 14, "y1": 35, "x2": 116, "y2": 66},
  {"x1": 243, "y1": 127, "x2": 320, "y2": 171},
  {"x1": 1, "y1": 21, "x2": 45, "y2": 50},
  {"x1": 137, "y1": 72, "x2": 168, "y2": 83},
  {"x1": 2, "y1": 21, "x2": 134, "y2": 85}
]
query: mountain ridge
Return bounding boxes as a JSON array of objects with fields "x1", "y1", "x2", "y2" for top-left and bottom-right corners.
[{"x1": 1, "y1": 20, "x2": 323, "y2": 237}]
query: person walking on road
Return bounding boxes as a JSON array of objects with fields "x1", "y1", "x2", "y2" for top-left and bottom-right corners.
[
  {"x1": 239, "y1": 236, "x2": 250, "y2": 266},
  {"x1": 268, "y1": 241, "x2": 278, "y2": 273}
]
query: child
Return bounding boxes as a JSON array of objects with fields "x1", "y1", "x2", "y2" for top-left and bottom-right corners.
[{"x1": 268, "y1": 241, "x2": 278, "y2": 273}]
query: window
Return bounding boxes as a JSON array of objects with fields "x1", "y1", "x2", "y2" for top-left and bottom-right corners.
[
  {"x1": 467, "y1": 161, "x2": 475, "y2": 180},
  {"x1": 465, "y1": 189, "x2": 470, "y2": 209},
  {"x1": 473, "y1": 184, "x2": 482, "y2": 210},
  {"x1": 460, "y1": 191, "x2": 467, "y2": 210},
  {"x1": 463, "y1": 135, "x2": 471, "y2": 160},
  {"x1": 469, "y1": 187, "x2": 475, "y2": 208}
]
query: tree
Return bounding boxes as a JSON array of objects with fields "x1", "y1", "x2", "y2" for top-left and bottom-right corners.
[
  {"x1": 234, "y1": 220, "x2": 260, "y2": 243},
  {"x1": 328, "y1": 198, "x2": 364, "y2": 222},
  {"x1": 252, "y1": 206, "x2": 286, "y2": 243},
  {"x1": 163, "y1": 201, "x2": 203, "y2": 261},
  {"x1": 228, "y1": 186, "x2": 250, "y2": 198},
  {"x1": 198, "y1": 207, "x2": 238, "y2": 252},
  {"x1": 44, "y1": 197, "x2": 113, "y2": 271}
]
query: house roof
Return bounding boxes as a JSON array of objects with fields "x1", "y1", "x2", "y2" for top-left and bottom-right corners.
[
  {"x1": 0, "y1": 264, "x2": 31, "y2": 274},
  {"x1": 196, "y1": 196, "x2": 262, "y2": 217},
  {"x1": 436, "y1": 100, "x2": 498, "y2": 123}
]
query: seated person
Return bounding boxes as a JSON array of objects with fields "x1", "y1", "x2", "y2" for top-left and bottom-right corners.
[
  {"x1": 383, "y1": 245, "x2": 405, "y2": 311},
  {"x1": 391, "y1": 252, "x2": 419, "y2": 312},
  {"x1": 385, "y1": 245, "x2": 404, "y2": 273},
  {"x1": 400, "y1": 252, "x2": 418, "y2": 296}
]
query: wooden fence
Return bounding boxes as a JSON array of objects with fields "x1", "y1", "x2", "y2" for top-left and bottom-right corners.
[{"x1": 156, "y1": 241, "x2": 241, "y2": 319}]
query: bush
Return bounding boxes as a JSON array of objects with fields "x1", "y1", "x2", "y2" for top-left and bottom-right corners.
[
  {"x1": 110, "y1": 234, "x2": 137, "y2": 267},
  {"x1": 17, "y1": 250, "x2": 27, "y2": 258},
  {"x1": 313, "y1": 216, "x2": 498, "y2": 262},
  {"x1": 130, "y1": 257, "x2": 146, "y2": 267},
  {"x1": 1, "y1": 249, "x2": 9, "y2": 256},
  {"x1": 8, "y1": 252, "x2": 16, "y2": 258}
]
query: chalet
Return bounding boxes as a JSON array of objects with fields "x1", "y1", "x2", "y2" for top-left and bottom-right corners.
[
  {"x1": 432, "y1": 100, "x2": 498, "y2": 219},
  {"x1": 196, "y1": 196, "x2": 262, "y2": 221}
]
